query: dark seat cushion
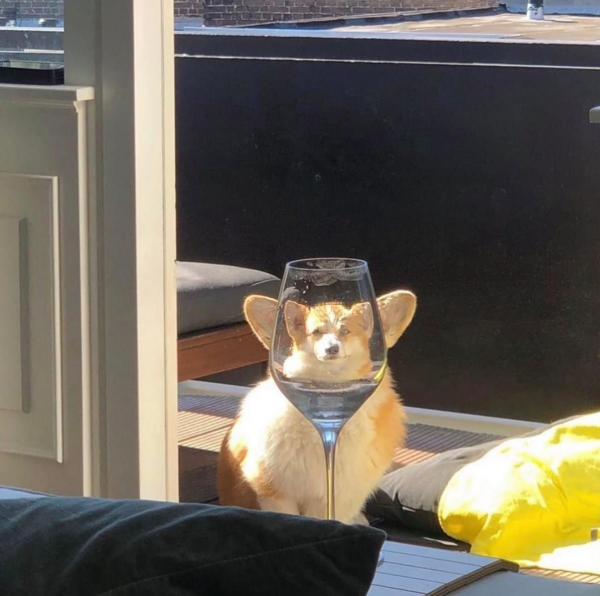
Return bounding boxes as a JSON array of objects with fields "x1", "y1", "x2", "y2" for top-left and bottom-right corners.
[
  {"x1": 366, "y1": 439, "x2": 504, "y2": 536},
  {"x1": 177, "y1": 262, "x2": 280, "y2": 335},
  {"x1": 0, "y1": 491, "x2": 385, "y2": 596}
]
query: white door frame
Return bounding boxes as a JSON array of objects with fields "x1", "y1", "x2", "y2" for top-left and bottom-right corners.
[{"x1": 64, "y1": 0, "x2": 178, "y2": 501}]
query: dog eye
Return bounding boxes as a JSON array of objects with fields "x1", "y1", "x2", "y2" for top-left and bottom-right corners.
[
  {"x1": 311, "y1": 329, "x2": 323, "y2": 337},
  {"x1": 339, "y1": 327, "x2": 350, "y2": 336}
]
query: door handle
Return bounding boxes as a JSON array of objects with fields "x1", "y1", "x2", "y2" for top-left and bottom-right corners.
[{"x1": 590, "y1": 107, "x2": 600, "y2": 124}]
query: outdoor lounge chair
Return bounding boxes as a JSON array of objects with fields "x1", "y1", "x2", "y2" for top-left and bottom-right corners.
[{"x1": 176, "y1": 262, "x2": 280, "y2": 381}]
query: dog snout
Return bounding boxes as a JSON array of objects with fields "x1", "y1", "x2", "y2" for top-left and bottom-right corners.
[{"x1": 325, "y1": 343, "x2": 340, "y2": 356}]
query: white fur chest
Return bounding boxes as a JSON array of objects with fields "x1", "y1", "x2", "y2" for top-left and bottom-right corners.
[{"x1": 233, "y1": 377, "x2": 394, "y2": 522}]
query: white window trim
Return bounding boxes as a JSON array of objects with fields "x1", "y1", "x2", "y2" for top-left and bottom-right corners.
[{"x1": 64, "y1": 0, "x2": 178, "y2": 501}]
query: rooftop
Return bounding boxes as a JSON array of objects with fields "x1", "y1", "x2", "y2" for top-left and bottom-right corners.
[{"x1": 335, "y1": 11, "x2": 600, "y2": 42}]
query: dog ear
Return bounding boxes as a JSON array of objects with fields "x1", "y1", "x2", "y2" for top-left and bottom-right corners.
[
  {"x1": 284, "y1": 301, "x2": 309, "y2": 342},
  {"x1": 377, "y1": 290, "x2": 417, "y2": 348},
  {"x1": 348, "y1": 302, "x2": 374, "y2": 337},
  {"x1": 244, "y1": 295, "x2": 278, "y2": 350}
]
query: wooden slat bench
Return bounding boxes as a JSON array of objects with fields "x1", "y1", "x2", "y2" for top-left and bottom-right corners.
[
  {"x1": 178, "y1": 323, "x2": 268, "y2": 381},
  {"x1": 369, "y1": 544, "x2": 599, "y2": 594},
  {"x1": 369, "y1": 542, "x2": 517, "y2": 595}
]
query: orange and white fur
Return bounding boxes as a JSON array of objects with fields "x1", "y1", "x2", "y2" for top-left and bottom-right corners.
[{"x1": 217, "y1": 290, "x2": 417, "y2": 524}]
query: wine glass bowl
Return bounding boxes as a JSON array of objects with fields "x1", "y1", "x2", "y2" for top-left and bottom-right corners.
[{"x1": 269, "y1": 258, "x2": 388, "y2": 524}]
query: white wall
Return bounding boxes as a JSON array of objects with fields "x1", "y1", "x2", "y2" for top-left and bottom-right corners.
[{"x1": 0, "y1": 85, "x2": 96, "y2": 495}]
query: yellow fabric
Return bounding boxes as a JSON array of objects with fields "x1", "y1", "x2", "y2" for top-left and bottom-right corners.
[{"x1": 438, "y1": 412, "x2": 600, "y2": 574}]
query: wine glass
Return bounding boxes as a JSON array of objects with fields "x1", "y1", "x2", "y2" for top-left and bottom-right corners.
[{"x1": 269, "y1": 258, "x2": 387, "y2": 563}]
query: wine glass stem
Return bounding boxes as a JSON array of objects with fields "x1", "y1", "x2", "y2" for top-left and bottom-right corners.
[{"x1": 320, "y1": 429, "x2": 338, "y2": 521}]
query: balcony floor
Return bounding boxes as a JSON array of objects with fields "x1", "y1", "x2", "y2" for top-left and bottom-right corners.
[{"x1": 178, "y1": 388, "x2": 600, "y2": 585}]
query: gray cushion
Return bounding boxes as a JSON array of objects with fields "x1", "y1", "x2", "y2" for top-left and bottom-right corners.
[{"x1": 177, "y1": 262, "x2": 280, "y2": 335}]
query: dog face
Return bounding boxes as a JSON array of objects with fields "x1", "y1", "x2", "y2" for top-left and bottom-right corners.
[{"x1": 283, "y1": 301, "x2": 373, "y2": 364}]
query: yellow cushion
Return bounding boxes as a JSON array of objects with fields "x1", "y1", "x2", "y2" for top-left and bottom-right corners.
[{"x1": 438, "y1": 412, "x2": 600, "y2": 574}]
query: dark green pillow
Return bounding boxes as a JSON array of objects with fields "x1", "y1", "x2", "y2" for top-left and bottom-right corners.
[{"x1": 0, "y1": 494, "x2": 385, "y2": 596}]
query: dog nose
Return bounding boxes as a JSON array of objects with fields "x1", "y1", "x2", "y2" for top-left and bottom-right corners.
[{"x1": 325, "y1": 344, "x2": 340, "y2": 355}]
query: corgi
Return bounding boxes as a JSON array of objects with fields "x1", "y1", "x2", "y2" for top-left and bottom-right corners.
[{"x1": 217, "y1": 290, "x2": 416, "y2": 524}]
